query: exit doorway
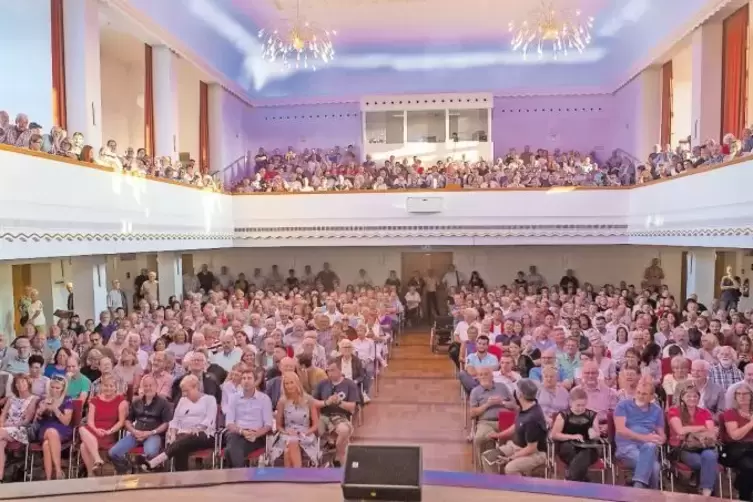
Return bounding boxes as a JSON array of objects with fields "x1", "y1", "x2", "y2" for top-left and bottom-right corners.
[{"x1": 401, "y1": 252, "x2": 454, "y2": 317}]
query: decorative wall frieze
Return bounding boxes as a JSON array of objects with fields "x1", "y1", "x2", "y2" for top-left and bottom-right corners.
[{"x1": 0, "y1": 232, "x2": 234, "y2": 243}]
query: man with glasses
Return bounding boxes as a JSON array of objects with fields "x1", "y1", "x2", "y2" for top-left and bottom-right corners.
[
  {"x1": 313, "y1": 358, "x2": 359, "y2": 467},
  {"x1": 682, "y1": 359, "x2": 724, "y2": 414},
  {"x1": 725, "y1": 363, "x2": 753, "y2": 409},
  {"x1": 613, "y1": 379, "x2": 665, "y2": 489},
  {"x1": 2, "y1": 337, "x2": 30, "y2": 374},
  {"x1": 528, "y1": 348, "x2": 566, "y2": 383},
  {"x1": 83, "y1": 332, "x2": 115, "y2": 363}
]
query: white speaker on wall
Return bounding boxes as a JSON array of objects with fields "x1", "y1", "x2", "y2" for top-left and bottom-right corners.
[{"x1": 405, "y1": 197, "x2": 443, "y2": 214}]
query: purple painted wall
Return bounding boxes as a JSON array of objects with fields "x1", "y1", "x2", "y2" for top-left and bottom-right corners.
[
  {"x1": 491, "y1": 95, "x2": 621, "y2": 160},
  {"x1": 239, "y1": 94, "x2": 643, "y2": 170},
  {"x1": 245, "y1": 103, "x2": 363, "y2": 157}
]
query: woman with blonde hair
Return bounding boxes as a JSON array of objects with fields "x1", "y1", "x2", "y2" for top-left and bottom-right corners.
[
  {"x1": 114, "y1": 347, "x2": 142, "y2": 396},
  {"x1": 269, "y1": 371, "x2": 319, "y2": 467},
  {"x1": 662, "y1": 356, "x2": 690, "y2": 405},
  {"x1": 35, "y1": 376, "x2": 74, "y2": 479},
  {"x1": 28, "y1": 289, "x2": 46, "y2": 331},
  {"x1": 77, "y1": 375, "x2": 127, "y2": 476},
  {"x1": 0, "y1": 374, "x2": 39, "y2": 480}
]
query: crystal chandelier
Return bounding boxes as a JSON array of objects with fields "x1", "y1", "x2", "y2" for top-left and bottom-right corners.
[
  {"x1": 508, "y1": 1, "x2": 594, "y2": 60},
  {"x1": 258, "y1": 0, "x2": 336, "y2": 70}
]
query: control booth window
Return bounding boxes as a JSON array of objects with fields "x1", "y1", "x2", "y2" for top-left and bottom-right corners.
[
  {"x1": 365, "y1": 111, "x2": 405, "y2": 144},
  {"x1": 406, "y1": 111, "x2": 446, "y2": 143},
  {"x1": 448, "y1": 109, "x2": 488, "y2": 142}
]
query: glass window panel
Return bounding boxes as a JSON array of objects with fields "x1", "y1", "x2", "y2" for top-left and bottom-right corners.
[
  {"x1": 406, "y1": 110, "x2": 446, "y2": 143},
  {"x1": 365, "y1": 111, "x2": 404, "y2": 144},
  {"x1": 448, "y1": 109, "x2": 488, "y2": 142}
]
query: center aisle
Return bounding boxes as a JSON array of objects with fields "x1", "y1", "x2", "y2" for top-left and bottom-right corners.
[{"x1": 352, "y1": 329, "x2": 471, "y2": 471}]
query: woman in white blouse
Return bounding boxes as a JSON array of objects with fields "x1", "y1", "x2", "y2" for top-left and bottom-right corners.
[
  {"x1": 28, "y1": 289, "x2": 46, "y2": 330},
  {"x1": 136, "y1": 374, "x2": 217, "y2": 472},
  {"x1": 607, "y1": 326, "x2": 631, "y2": 365}
]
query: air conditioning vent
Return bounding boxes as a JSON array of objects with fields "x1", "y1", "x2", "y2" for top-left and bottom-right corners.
[{"x1": 405, "y1": 197, "x2": 443, "y2": 213}]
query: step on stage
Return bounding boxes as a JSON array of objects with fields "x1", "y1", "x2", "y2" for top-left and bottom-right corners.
[{"x1": 0, "y1": 468, "x2": 714, "y2": 502}]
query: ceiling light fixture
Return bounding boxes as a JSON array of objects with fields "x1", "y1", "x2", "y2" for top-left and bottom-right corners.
[
  {"x1": 258, "y1": 0, "x2": 336, "y2": 70},
  {"x1": 508, "y1": 0, "x2": 594, "y2": 60}
]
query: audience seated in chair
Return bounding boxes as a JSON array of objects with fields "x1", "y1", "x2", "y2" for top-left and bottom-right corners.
[
  {"x1": 481, "y1": 379, "x2": 548, "y2": 476},
  {"x1": 223, "y1": 368, "x2": 273, "y2": 468},
  {"x1": 312, "y1": 358, "x2": 359, "y2": 467},
  {"x1": 108, "y1": 374, "x2": 172, "y2": 474},
  {"x1": 667, "y1": 383, "x2": 718, "y2": 497},
  {"x1": 613, "y1": 378, "x2": 665, "y2": 489},
  {"x1": 136, "y1": 374, "x2": 217, "y2": 472},
  {"x1": 269, "y1": 372, "x2": 319, "y2": 467},
  {"x1": 550, "y1": 387, "x2": 600, "y2": 482}
]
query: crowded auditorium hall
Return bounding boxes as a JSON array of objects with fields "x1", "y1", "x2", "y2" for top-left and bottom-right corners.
[{"x1": 2, "y1": 0, "x2": 753, "y2": 502}]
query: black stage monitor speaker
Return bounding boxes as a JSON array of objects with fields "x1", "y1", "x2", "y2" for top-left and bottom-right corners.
[{"x1": 341, "y1": 445, "x2": 422, "y2": 502}]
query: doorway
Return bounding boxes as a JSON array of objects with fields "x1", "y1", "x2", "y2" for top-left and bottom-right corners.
[
  {"x1": 11, "y1": 264, "x2": 31, "y2": 332},
  {"x1": 401, "y1": 252, "x2": 454, "y2": 316}
]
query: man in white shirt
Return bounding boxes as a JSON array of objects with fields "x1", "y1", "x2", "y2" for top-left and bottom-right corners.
[
  {"x1": 356, "y1": 269, "x2": 373, "y2": 288},
  {"x1": 526, "y1": 265, "x2": 546, "y2": 291},
  {"x1": 182, "y1": 269, "x2": 200, "y2": 297},
  {"x1": 404, "y1": 286, "x2": 421, "y2": 326},
  {"x1": 442, "y1": 264, "x2": 463, "y2": 290},
  {"x1": 217, "y1": 266, "x2": 234, "y2": 290},
  {"x1": 324, "y1": 300, "x2": 342, "y2": 325},
  {"x1": 210, "y1": 333, "x2": 242, "y2": 372},
  {"x1": 661, "y1": 327, "x2": 699, "y2": 360},
  {"x1": 107, "y1": 279, "x2": 127, "y2": 313}
]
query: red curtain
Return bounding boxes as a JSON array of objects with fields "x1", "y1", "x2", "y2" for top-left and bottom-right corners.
[
  {"x1": 660, "y1": 61, "x2": 673, "y2": 147},
  {"x1": 50, "y1": 0, "x2": 67, "y2": 129},
  {"x1": 721, "y1": 4, "x2": 749, "y2": 139},
  {"x1": 199, "y1": 81, "x2": 209, "y2": 174},
  {"x1": 144, "y1": 44, "x2": 155, "y2": 156}
]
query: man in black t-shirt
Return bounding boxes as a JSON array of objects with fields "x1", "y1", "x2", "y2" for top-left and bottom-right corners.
[
  {"x1": 313, "y1": 358, "x2": 359, "y2": 466},
  {"x1": 481, "y1": 378, "x2": 548, "y2": 475}
]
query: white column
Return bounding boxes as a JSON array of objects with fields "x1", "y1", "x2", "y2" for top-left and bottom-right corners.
[
  {"x1": 690, "y1": 22, "x2": 723, "y2": 144},
  {"x1": 71, "y1": 256, "x2": 108, "y2": 323},
  {"x1": 152, "y1": 45, "x2": 180, "y2": 161},
  {"x1": 157, "y1": 252, "x2": 183, "y2": 305},
  {"x1": 0, "y1": 265, "x2": 15, "y2": 340},
  {"x1": 685, "y1": 249, "x2": 717, "y2": 308},
  {"x1": 63, "y1": 0, "x2": 102, "y2": 147}
]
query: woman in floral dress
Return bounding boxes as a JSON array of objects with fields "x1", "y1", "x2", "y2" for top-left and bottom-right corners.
[
  {"x1": 270, "y1": 372, "x2": 319, "y2": 467},
  {"x1": 0, "y1": 374, "x2": 39, "y2": 480}
]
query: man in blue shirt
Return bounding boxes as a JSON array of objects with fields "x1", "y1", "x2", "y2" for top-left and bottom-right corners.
[
  {"x1": 613, "y1": 379, "x2": 665, "y2": 489},
  {"x1": 459, "y1": 335, "x2": 499, "y2": 393}
]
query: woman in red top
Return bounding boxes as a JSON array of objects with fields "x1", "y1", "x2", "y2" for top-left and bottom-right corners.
[
  {"x1": 667, "y1": 384, "x2": 718, "y2": 496},
  {"x1": 77, "y1": 376, "x2": 127, "y2": 476},
  {"x1": 721, "y1": 385, "x2": 753, "y2": 501}
]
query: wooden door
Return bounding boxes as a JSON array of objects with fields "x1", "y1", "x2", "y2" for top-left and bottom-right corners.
[
  {"x1": 401, "y1": 252, "x2": 454, "y2": 283},
  {"x1": 401, "y1": 252, "x2": 454, "y2": 312},
  {"x1": 11, "y1": 264, "x2": 31, "y2": 332},
  {"x1": 181, "y1": 254, "x2": 194, "y2": 275}
]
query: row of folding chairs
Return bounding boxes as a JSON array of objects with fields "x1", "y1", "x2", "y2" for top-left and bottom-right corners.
[{"x1": 468, "y1": 406, "x2": 739, "y2": 498}]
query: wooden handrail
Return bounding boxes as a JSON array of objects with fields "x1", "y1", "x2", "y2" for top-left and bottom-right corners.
[{"x1": 0, "y1": 143, "x2": 746, "y2": 197}]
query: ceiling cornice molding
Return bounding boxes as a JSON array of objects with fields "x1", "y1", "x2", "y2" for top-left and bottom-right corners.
[
  {"x1": 611, "y1": 0, "x2": 733, "y2": 94},
  {"x1": 107, "y1": 0, "x2": 258, "y2": 108}
]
